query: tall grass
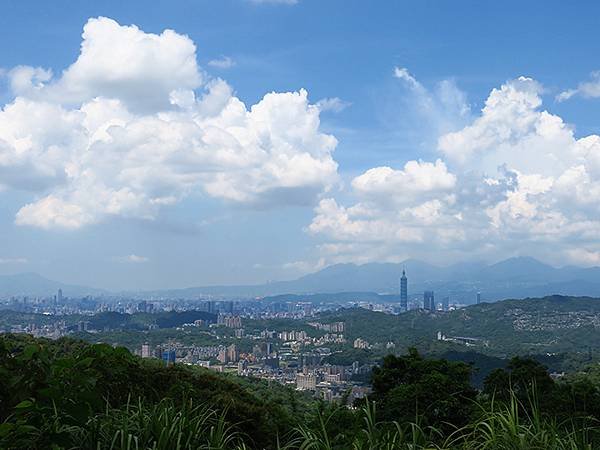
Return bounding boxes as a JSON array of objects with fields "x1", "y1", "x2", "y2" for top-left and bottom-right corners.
[
  {"x1": 458, "y1": 394, "x2": 599, "y2": 450},
  {"x1": 78, "y1": 398, "x2": 246, "y2": 450},
  {"x1": 3, "y1": 392, "x2": 600, "y2": 449},
  {"x1": 287, "y1": 394, "x2": 600, "y2": 450},
  {"x1": 289, "y1": 401, "x2": 445, "y2": 450}
]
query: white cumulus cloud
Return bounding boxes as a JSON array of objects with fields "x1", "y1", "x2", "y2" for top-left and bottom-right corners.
[
  {"x1": 309, "y1": 74, "x2": 600, "y2": 267},
  {"x1": 351, "y1": 159, "x2": 456, "y2": 205},
  {"x1": 0, "y1": 17, "x2": 339, "y2": 229}
]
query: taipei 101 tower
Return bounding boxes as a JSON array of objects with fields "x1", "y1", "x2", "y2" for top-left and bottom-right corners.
[{"x1": 400, "y1": 269, "x2": 408, "y2": 311}]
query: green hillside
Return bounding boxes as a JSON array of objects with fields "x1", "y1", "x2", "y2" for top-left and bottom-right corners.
[
  {"x1": 4, "y1": 334, "x2": 600, "y2": 448},
  {"x1": 318, "y1": 295, "x2": 600, "y2": 357},
  {"x1": 0, "y1": 334, "x2": 308, "y2": 449}
]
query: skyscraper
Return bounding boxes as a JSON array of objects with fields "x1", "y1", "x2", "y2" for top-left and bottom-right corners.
[
  {"x1": 57, "y1": 289, "x2": 63, "y2": 303},
  {"x1": 442, "y1": 296, "x2": 449, "y2": 311},
  {"x1": 400, "y1": 269, "x2": 408, "y2": 311},
  {"x1": 424, "y1": 291, "x2": 435, "y2": 311},
  {"x1": 227, "y1": 344, "x2": 239, "y2": 363},
  {"x1": 207, "y1": 301, "x2": 215, "y2": 314},
  {"x1": 477, "y1": 292, "x2": 481, "y2": 304},
  {"x1": 162, "y1": 349, "x2": 176, "y2": 366}
]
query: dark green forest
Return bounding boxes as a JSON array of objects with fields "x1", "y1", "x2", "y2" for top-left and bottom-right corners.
[{"x1": 4, "y1": 334, "x2": 600, "y2": 449}]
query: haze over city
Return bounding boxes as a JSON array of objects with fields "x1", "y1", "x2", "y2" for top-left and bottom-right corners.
[{"x1": 2, "y1": 1, "x2": 600, "y2": 292}]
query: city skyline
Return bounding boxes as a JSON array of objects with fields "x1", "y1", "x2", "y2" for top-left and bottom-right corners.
[{"x1": 2, "y1": 2, "x2": 600, "y2": 290}]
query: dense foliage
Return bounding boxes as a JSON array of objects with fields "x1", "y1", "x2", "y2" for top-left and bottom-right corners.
[
  {"x1": 371, "y1": 350, "x2": 477, "y2": 430},
  {"x1": 0, "y1": 310, "x2": 217, "y2": 333},
  {"x1": 0, "y1": 334, "x2": 302, "y2": 449},
  {"x1": 4, "y1": 335, "x2": 600, "y2": 448}
]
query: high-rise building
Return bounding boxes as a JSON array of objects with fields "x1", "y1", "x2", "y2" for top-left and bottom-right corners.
[
  {"x1": 227, "y1": 344, "x2": 239, "y2": 363},
  {"x1": 237, "y1": 360, "x2": 248, "y2": 375},
  {"x1": 57, "y1": 289, "x2": 63, "y2": 303},
  {"x1": 296, "y1": 372, "x2": 317, "y2": 390},
  {"x1": 477, "y1": 292, "x2": 481, "y2": 304},
  {"x1": 141, "y1": 343, "x2": 151, "y2": 358},
  {"x1": 400, "y1": 269, "x2": 408, "y2": 311},
  {"x1": 423, "y1": 291, "x2": 435, "y2": 311},
  {"x1": 218, "y1": 347, "x2": 229, "y2": 364},
  {"x1": 207, "y1": 301, "x2": 215, "y2": 315},
  {"x1": 162, "y1": 349, "x2": 176, "y2": 366},
  {"x1": 218, "y1": 314, "x2": 242, "y2": 328},
  {"x1": 442, "y1": 296, "x2": 449, "y2": 311}
]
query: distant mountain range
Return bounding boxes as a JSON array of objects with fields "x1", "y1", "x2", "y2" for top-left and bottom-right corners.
[
  {"x1": 140, "y1": 257, "x2": 600, "y2": 302},
  {"x1": 3, "y1": 256, "x2": 600, "y2": 302},
  {"x1": 0, "y1": 272, "x2": 107, "y2": 298}
]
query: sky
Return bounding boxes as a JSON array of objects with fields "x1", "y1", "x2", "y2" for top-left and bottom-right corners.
[{"x1": 2, "y1": 1, "x2": 600, "y2": 290}]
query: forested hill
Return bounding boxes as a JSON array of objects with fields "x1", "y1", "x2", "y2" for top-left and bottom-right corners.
[
  {"x1": 0, "y1": 310, "x2": 216, "y2": 332},
  {"x1": 317, "y1": 295, "x2": 600, "y2": 356},
  {"x1": 5, "y1": 334, "x2": 600, "y2": 448},
  {"x1": 0, "y1": 334, "x2": 310, "y2": 449}
]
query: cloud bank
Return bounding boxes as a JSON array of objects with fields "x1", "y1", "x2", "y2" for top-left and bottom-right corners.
[
  {"x1": 309, "y1": 75, "x2": 600, "y2": 267},
  {"x1": 3, "y1": 18, "x2": 599, "y2": 270},
  {"x1": 1, "y1": 17, "x2": 338, "y2": 229}
]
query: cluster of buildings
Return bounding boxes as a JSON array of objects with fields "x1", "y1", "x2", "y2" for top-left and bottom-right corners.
[
  {"x1": 506, "y1": 308, "x2": 600, "y2": 331},
  {"x1": 353, "y1": 338, "x2": 370, "y2": 349},
  {"x1": 133, "y1": 317, "x2": 373, "y2": 404},
  {"x1": 308, "y1": 321, "x2": 346, "y2": 333},
  {"x1": 217, "y1": 313, "x2": 242, "y2": 328},
  {"x1": 399, "y1": 271, "x2": 480, "y2": 312},
  {"x1": 3, "y1": 269, "x2": 487, "y2": 406}
]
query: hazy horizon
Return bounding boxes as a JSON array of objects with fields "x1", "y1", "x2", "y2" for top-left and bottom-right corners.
[
  {"x1": 2, "y1": 255, "x2": 598, "y2": 295},
  {"x1": 2, "y1": 1, "x2": 600, "y2": 290}
]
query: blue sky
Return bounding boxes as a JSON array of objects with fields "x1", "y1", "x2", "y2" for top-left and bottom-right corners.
[{"x1": 2, "y1": 1, "x2": 600, "y2": 290}]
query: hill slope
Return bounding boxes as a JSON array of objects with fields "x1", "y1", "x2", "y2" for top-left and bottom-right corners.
[{"x1": 318, "y1": 295, "x2": 600, "y2": 357}]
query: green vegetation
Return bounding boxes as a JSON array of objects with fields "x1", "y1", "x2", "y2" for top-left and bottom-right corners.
[
  {"x1": 73, "y1": 327, "x2": 221, "y2": 351},
  {"x1": 370, "y1": 350, "x2": 477, "y2": 430},
  {"x1": 0, "y1": 310, "x2": 58, "y2": 329},
  {"x1": 4, "y1": 334, "x2": 600, "y2": 448},
  {"x1": 0, "y1": 310, "x2": 216, "y2": 332},
  {"x1": 317, "y1": 296, "x2": 600, "y2": 362},
  {"x1": 243, "y1": 318, "x2": 324, "y2": 338},
  {"x1": 322, "y1": 348, "x2": 372, "y2": 366},
  {"x1": 0, "y1": 334, "x2": 306, "y2": 449}
]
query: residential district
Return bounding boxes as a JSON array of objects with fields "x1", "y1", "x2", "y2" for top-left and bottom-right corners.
[{"x1": 1, "y1": 271, "x2": 486, "y2": 402}]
